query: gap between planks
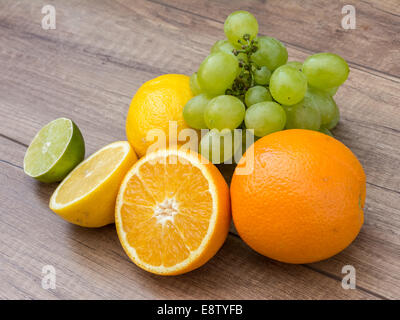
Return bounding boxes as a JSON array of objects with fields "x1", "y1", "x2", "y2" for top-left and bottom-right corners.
[
  {"x1": 0, "y1": 137, "x2": 388, "y2": 299},
  {"x1": 0, "y1": 0, "x2": 398, "y2": 299},
  {"x1": 147, "y1": 0, "x2": 400, "y2": 83},
  {"x1": 0, "y1": 132, "x2": 397, "y2": 197},
  {"x1": 0, "y1": 0, "x2": 398, "y2": 85}
]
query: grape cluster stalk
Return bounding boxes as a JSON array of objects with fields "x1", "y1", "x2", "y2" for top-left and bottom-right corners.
[
  {"x1": 183, "y1": 10, "x2": 349, "y2": 164},
  {"x1": 226, "y1": 34, "x2": 259, "y2": 99}
]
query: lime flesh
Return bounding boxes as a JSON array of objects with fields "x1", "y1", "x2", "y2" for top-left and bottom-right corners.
[{"x1": 23, "y1": 118, "x2": 85, "y2": 183}]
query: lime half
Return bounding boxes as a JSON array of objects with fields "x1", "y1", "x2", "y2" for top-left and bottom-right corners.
[{"x1": 23, "y1": 118, "x2": 85, "y2": 183}]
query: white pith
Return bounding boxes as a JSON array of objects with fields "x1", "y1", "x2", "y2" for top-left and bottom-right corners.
[
  {"x1": 42, "y1": 141, "x2": 51, "y2": 154},
  {"x1": 153, "y1": 198, "x2": 179, "y2": 225}
]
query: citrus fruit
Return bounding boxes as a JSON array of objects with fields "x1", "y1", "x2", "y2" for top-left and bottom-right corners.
[
  {"x1": 126, "y1": 74, "x2": 194, "y2": 157},
  {"x1": 115, "y1": 148, "x2": 231, "y2": 275},
  {"x1": 23, "y1": 118, "x2": 85, "y2": 183},
  {"x1": 231, "y1": 129, "x2": 366, "y2": 264},
  {"x1": 50, "y1": 141, "x2": 137, "y2": 227}
]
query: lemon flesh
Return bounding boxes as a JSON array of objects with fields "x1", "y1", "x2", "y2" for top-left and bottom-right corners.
[
  {"x1": 50, "y1": 141, "x2": 137, "y2": 227},
  {"x1": 54, "y1": 143, "x2": 126, "y2": 205}
]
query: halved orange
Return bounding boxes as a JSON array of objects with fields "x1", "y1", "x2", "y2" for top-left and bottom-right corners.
[{"x1": 115, "y1": 148, "x2": 231, "y2": 275}]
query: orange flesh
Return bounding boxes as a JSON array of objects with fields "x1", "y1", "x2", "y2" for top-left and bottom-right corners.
[{"x1": 119, "y1": 155, "x2": 213, "y2": 267}]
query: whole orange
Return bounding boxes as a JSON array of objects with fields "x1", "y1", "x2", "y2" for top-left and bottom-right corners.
[{"x1": 231, "y1": 129, "x2": 366, "y2": 264}]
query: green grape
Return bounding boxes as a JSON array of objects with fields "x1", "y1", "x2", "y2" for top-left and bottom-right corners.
[
  {"x1": 302, "y1": 53, "x2": 349, "y2": 89},
  {"x1": 204, "y1": 95, "x2": 245, "y2": 130},
  {"x1": 211, "y1": 39, "x2": 248, "y2": 63},
  {"x1": 284, "y1": 102, "x2": 321, "y2": 131},
  {"x1": 197, "y1": 52, "x2": 239, "y2": 96},
  {"x1": 319, "y1": 127, "x2": 333, "y2": 137},
  {"x1": 199, "y1": 129, "x2": 241, "y2": 164},
  {"x1": 269, "y1": 65, "x2": 308, "y2": 105},
  {"x1": 325, "y1": 100, "x2": 340, "y2": 129},
  {"x1": 253, "y1": 66, "x2": 271, "y2": 85},
  {"x1": 189, "y1": 73, "x2": 202, "y2": 95},
  {"x1": 244, "y1": 86, "x2": 272, "y2": 107},
  {"x1": 211, "y1": 39, "x2": 228, "y2": 53},
  {"x1": 251, "y1": 36, "x2": 288, "y2": 71},
  {"x1": 304, "y1": 87, "x2": 337, "y2": 126},
  {"x1": 183, "y1": 94, "x2": 211, "y2": 129},
  {"x1": 224, "y1": 11, "x2": 258, "y2": 47},
  {"x1": 323, "y1": 86, "x2": 339, "y2": 96},
  {"x1": 244, "y1": 101, "x2": 286, "y2": 137},
  {"x1": 286, "y1": 61, "x2": 303, "y2": 71}
]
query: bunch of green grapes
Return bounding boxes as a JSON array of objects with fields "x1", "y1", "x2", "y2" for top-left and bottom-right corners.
[{"x1": 183, "y1": 10, "x2": 349, "y2": 163}]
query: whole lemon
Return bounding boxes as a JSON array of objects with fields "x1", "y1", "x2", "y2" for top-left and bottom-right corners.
[{"x1": 126, "y1": 74, "x2": 194, "y2": 157}]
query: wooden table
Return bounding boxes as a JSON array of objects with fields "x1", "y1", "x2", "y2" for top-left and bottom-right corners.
[{"x1": 0, "y1": 0, "x2": 399, "y2": 300}]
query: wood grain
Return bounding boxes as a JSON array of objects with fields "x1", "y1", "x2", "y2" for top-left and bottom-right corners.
[
  {"x1": 0, "y1": 136, "x2": 377, "y2": 300},
  {"x1": 0, "y1": 0, "x2": 399, "y2": 299},
  {"x1": 154, "y1": 0, "x2": 400, "y2": 77}
]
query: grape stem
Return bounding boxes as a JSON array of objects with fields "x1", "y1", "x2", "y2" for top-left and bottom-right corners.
[{"x1": 226, "y1": 34, "x2": 260, "y2": 99}]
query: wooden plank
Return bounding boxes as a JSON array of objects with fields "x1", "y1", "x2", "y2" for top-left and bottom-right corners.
[
  {"x1": 0, "y1": 0, "x2": 399, "y2": 299},
  {"x1": 153, "y1": 0, "x2": 400, "y2": 77},
  {"x1": 0, "y1": 0, "x2": 399, "y2": 144},
  {"x1": 0, "y1": 137, "x2": 376, "y2": 300},
  {"x1": 1, "y1": 0, "x2": 399, "y2": 193}
]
